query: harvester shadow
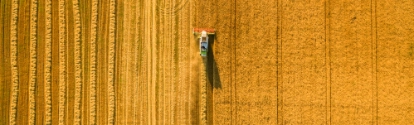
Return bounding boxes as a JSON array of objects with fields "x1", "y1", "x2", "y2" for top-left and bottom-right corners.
[{"x1": 203, "y1": 35, "x2": 222, "y2": 89}]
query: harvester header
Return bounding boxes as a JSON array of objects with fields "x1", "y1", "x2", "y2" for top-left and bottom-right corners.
[{"x1": 193, "y1": 28, "x2": 215, "y2": 35}]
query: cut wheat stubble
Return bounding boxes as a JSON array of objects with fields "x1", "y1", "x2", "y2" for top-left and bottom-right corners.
[{"x1": 9, "y1": 0, "x2": 19, "y2": 124}]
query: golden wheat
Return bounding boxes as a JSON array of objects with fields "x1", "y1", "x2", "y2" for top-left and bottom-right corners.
[
  {"x1": 89, "y1": 0, "x2": 98, "y2": 124},
  {"x1": 72, "y1": 0, "x2": 82, "y2": 124},
  {"x1": 107, "y1": 0, "x2": 116, "y2": 124},
  {"x1": 9, "y1": 0, "x2": 19, "y2": 124},
  {"x1": 29, "y1": 0, "x2": 38, "y2": 124},
  {"x1": 58, "y1": 0, "x2": 66, "y2": 124},
  {"x1": 44, "y1": 0, "x2": 53, "y2": 124}
]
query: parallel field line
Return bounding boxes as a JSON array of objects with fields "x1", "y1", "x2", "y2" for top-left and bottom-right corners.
[
  {"x1": 107, "y1": 0, "x2": 116, "y2": 124},
  {"x1": 161, "y1": 0, "x2": 167, "y2": 124},
  {"x1": 124, "y1": 0, "x2": 131, "y2": 123},
  {"x1": 129, "y1": 1, "x2": 137, "y2": 124},
  {"x1": 72, "y1": 0, "x2": 82, "y2": 124},
  {"x1": 170, "y1": 0, "x2": 176, "y2": 123},
  {"x1": 89, "y1": 0, "x2": 99, "y2": 124},
  {"x1": 151, "y1": 0, "x2": 158, "y2": 124},
  {"x1": 29, "y1": 0, "x2": 39, "y2": 124},
  {"x1": 145, "y1": 0, "x2": 151, "y2": 124},
  {"x1": 134, "y1": 0, "x2": 141, "y2": 124},
  {"x1": 114, "y1": 0, "x2": 124, "y2": 124},
  {"x1": 9, "y1": 0, "x2": 19, "y2": 124},
  {"x1": 58, "y1": 0, "x2": 67, "y2": 124},
  {"x1": 121, "y1": 0, "x2": 129, "y2": 124},
  {"x1": 177, "y1": 1, "x2": 183, "y2": 123},
  {"x1": 44, "y1": 0, "x2": 53, "y2": 124}
]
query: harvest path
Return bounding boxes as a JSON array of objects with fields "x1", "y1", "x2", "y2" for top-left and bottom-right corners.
[{"x1": 1, "y1": 0, "x2": 414, "y2": 125}]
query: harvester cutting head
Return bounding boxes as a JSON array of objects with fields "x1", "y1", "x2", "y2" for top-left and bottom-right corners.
[
  {"x1": 193, "y1": 28, "x2": 215, "y2": 35},
  {"x1": 193, "y1": 28, "x2": 215, "y2": 57}
]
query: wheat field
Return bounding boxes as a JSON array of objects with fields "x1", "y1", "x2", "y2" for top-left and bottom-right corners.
[{"x1": 1, "y1": 0, "x2": 414, "y2": 125}]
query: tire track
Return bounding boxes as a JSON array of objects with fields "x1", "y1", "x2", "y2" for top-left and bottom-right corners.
[
  {"x1": 9, "y1": 0, "x2": 19, "y2": 124},
  {"x1": 89, "y1": 0, "x2": 98, "y2": 124},
  {"x1": 29, "y1": 0, "x2": 39, "y2": 124},
  {"x1": 72, "y1": 0, "x2": 82, "y2": 124},
  {"x1": 44, "y1": 0, "x2": 53, "y2": 124},
  {"x1": 108, "y1": 0, "x2": 116, "y2": 124},
  {"x1": 58, "y1": 0, "x2": 67, "y2": 124}
]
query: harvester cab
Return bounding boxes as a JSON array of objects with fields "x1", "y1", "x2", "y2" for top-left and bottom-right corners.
[{"x1": 193, "y1": 28, "x2": 215, "y2": 57}]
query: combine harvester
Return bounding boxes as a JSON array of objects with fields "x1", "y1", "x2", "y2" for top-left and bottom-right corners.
[{"x1": 193, "y1": 28, "x2": 215, "y2": 57}]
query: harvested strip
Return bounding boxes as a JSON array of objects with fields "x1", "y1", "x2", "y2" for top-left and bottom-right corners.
[
  {"x1": 89, "y1": 0, "x2": 98, "y2": 124},
  {"x1": 107, "y1": 0, "x2": 116, "y2": 124},
  {"x1": 58, "y1": 0, "x2": 66, "y2": 124},
  {"x1": 44, "y1": 0, "x2": 53, "y2": 124},
  {"x1": 72, "y1": 0, "x2": 82, "y2": 124},
  {"x1": 9, "y1": 0, "x2": 19, "y2": 124},
  {"x1": 29, "y1": 0, "x2": 38, "y2": 124}
]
